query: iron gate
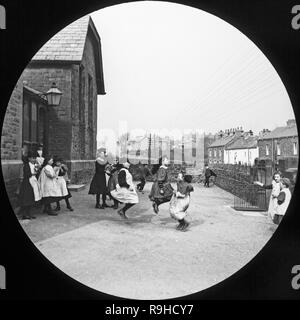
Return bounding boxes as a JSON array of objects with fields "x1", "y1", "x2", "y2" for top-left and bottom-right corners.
[{"x1": 233, "y1": 183, "x2": 268, "y2": 211}]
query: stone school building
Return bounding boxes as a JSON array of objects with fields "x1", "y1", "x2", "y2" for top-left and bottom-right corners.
[{"x1": 1, "y1": 15, "x2": 106, "y2": 206}]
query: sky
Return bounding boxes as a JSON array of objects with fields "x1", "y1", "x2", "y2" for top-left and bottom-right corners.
[{"x1": 91, "y1": 1, "x2": 295, "y2": 148}]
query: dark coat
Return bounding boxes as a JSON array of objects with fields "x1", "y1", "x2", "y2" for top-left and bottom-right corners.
[
  {"x1": 88, "y1": 161, "x2": 108, "y2": 194},
  {"x1": 18, "y1": 162, "x2": 35, "y2": 207},
  {"x1": 149, "y1": 166, "x2": 173, "y2": 200},
  {"x1": 205, "y1": 168, "x2": 216, "y2": 177},
  {"x1": 107, "y1": 170, "x2": 119, "y2": 193},
  {"x1": 137, "y1": 164, "x2": 151, "y2": 179}
]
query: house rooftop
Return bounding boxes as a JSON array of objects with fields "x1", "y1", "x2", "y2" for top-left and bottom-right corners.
[
  {"x1": 226, "y1": 136, "x2": 258, "y2": 150},
  {"x1": 209, "y1": 134, "x2": 237, "y2": 148},
  {"x1": 30, "y1": 15, "x2": 105, "y2": 95},
  {"x1": 32, "y1": 15, "x2": 91, "y2": 62},
  {"x1": 259, "y1": 123, "x2": 298, "y2": 140}
]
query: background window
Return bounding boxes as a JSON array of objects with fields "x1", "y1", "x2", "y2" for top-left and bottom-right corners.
[
  {"x1": 266, "y1": 145, "x2": 269, "y2": 156},
  {"x1": 277, "y1": 144, "x2": 281, "y2": 156},
  {"x1": 293, "y1": 142, "x2": 297, "y2": 155}
]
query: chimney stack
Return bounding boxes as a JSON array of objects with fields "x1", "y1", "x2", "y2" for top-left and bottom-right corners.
[{"x1": 287, "y1": 119, "x2": 296, "y2": 127}]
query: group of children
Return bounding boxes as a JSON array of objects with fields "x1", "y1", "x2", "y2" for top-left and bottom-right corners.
[
  {"x1": 18, "y1": 151, "x2": 73, "y2": 220},
  {"x1": 88, "y1": 153, "x2": 194, "y2": 231},
  {"x1": 19, "y1": 149, "x2": 292, "y2": 229},
  {"x1": 254, "y1": 172, "x2": 292, "y2": 225}
]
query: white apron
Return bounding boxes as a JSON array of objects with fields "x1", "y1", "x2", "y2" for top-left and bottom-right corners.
[
  {"x1": 277, "y1": 188, "x2": 292, "y2": 216},
  {"x1": 56, "y1": 176, "x2": 69, "y2": 197},
  {"x1": 111, "y1": 168, "x2": 139, "y2": 204},
  {"x1": 38, "y1": 165, "x2": 61, "y2": 198},
  {"x1": 28, "y1": 162, "x2": 42, "y2": 201},
  {"x1": 169, "y1": 194, "x2": 190, "y2": 220},
  {"x1": 268, "y1": 181, "x2": 281, "y2": 220}
]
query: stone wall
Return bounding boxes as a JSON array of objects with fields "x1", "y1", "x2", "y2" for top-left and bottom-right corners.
[
  {"x1": 22, "y1": 65, "x2": 73, "y2": 160},
  {"x1": 1, "y1": 77, "x2": 23, "y2": 160},
  {"x1": 1, "y1": 76, "x2": 24, "y2": 208},
  {"x1": 71, "y1": 33, "x2": 98, "y2": 161},
  {"x1": 66, "y1": 160, "x2": 95, "y2": 184},
  {"x1": 1, "y1": 160, "x2": 23, "y2": 208}
]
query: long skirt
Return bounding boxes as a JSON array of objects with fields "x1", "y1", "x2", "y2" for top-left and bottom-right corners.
[
  {"x1": 111, "y1": 187, "x2": 139, "y2": 204},
  {"x1": 149, "y1": 181, "x2": 174, "y2": 201},
  {"x1": 18, "y1": 179, "x2": 35, "y2": 207},
  {"x1": 29, "y1": 176, "x2": 42, "y2": 202},
  {"x1": 268, "y1": 196, "x2": 278, "y2": 220},
  {"x1": 88, "y1": 173, "x2": 107, "y2": 194},
  {"x1": 56, "y1": 176, "x2": 69, "y2": 197},
  {"x1": 169, "y1": 195, "x2": 190, "y2": 221}
]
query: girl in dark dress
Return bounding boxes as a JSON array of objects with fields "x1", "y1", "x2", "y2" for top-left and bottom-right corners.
[
  {"x1": 149, "y1": 155, "x2": 174, "y2": 214},
  {"x1": 18, "y1": 151, "x2": 41, "y2": 220},
  {"x1": 38, "y1": 156, "x2": 64, "y2": 215},
  {"x1": 89, "y1": 151, "x2": 109, "y2": 209}
]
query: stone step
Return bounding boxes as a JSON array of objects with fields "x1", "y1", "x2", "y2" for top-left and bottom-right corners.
[{"x1": 67, "y1": 184, "x2": 86, "y2": 192}]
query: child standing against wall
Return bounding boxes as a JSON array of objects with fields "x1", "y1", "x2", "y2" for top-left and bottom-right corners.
[{"x1": 18, "y1": 151, "x2": 41, "y2": 219}]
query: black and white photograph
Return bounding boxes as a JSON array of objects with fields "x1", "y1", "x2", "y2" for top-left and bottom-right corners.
[{"x1": 0, "y1": 0, "x2": 300, "y2": 302}]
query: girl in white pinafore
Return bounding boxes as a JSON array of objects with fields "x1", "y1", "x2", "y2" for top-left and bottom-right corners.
[
  {"x1": 110, "y1": 162, "x2": 139, "y2": 219},
  {"x1": 274, "y1": 178, "x2": 292, "y2": 225},
  {"x1": 38, "y1": 156, "x2": 63, "y2": 215},
  {"x1": 254, "y1": 172, "x2": 282, "y2": 221}
]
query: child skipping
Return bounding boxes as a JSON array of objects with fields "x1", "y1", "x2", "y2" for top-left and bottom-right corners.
[{"x1": 169, "y1": 172, "x2": 194, "y2": 231}]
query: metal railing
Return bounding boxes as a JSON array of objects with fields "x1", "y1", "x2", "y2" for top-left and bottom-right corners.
[{"x1": 233, "y1": 183, "x2": 267, "y2": 211}]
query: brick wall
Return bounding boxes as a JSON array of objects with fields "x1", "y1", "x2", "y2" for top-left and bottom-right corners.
[
  {"x1": 71, "y1": 33, "x2": 98, "y2": 162},
  {"x1": 22, "y1": 65, "x2": 73, "y2": 160},
  {"x1": 1, "y1": 76, "x2": 24, "y2": 208},
  {"x1": 1, "y1": 76, "x2": 23, "y2": 160},
  {"x1": 258, "y1": 136, "x2": 299, "y2": 159}
]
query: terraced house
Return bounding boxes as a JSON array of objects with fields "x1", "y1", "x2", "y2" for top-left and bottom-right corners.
[
  {"x1": 224, "y1": 132, "x2": 258, "y2": 166},
  {"x1": 1, "y1": 15, "x2": 106, "y2": 206},
  {"x1": 208, "y1": 128, "x2": 243, "y2": 164},
  {"x1": 257, "y1": 119, "x2": 298, "y2": 174}
]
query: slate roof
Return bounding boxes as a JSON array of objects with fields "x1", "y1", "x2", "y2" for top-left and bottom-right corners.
[
  {"x1": 31, "y1": 15, "x2": 106, "y2": 95},
  {"x1": 32, "y1": 15, "x2": 90, "y2": 62},
  {"x1": 259, "y1": 124, "x2": 298, "y2": 140},
  {"x1": 209, "y1": 134, "x2": 237, "y2": 148},
  {"x1": 226, "y1": 136, "x2": 258, "y2": 150}
]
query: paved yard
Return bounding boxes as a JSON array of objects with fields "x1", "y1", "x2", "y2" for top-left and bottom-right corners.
[{"x1": 18, "y1": 182, "x2": 276, "y2": 299}]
